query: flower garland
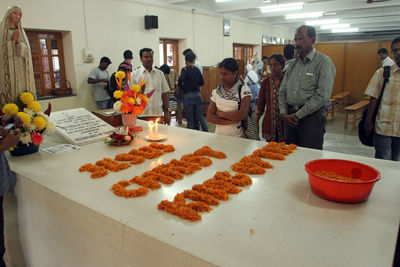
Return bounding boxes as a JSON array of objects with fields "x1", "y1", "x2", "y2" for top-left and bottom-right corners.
[
  {"x1": 79, "y1": 143, "x2": 175, "y2": 178},
  {"x1": 110, "y1": 146, "x2": 226, "y2": 198},
  {"x1": 158, "y1": 143, "x2": 296, "y2": 222}
]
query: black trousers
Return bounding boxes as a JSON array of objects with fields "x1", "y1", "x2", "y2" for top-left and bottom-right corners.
[
  {"x1": 0, "y1": 196, "x2": 5, "y2": 267},
  {"x1": 284, "y1": 107, "x2": 326, "y2": 150}
]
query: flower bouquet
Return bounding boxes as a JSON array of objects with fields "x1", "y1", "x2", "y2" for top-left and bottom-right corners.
[
  {"x1": 104, "y1": 127, "x2": 134, "y2": 146},
  {"x1": 1, "y1": 92, "x2": 55, "y2": 156},
  {"x1": 112, "y1": 71, "x2": 155, "y2": 128}
]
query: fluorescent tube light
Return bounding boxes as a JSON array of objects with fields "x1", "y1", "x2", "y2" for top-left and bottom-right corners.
[
  {"x1": 286, "y1": 12, "x2": 323, "y2": 20},
  {"x1": 259, "y1": 2, "x2": 303, "y2": 13},
  {"x1": 331, "y1": 28, "x2": 359, "y2": 33},
  {"x1": 306, "y1": 19, "x2": 340, "y2": 25},
  {"x1": 320, "y1": 24, "x2": 350, "y2": 30},
  {"x1": 215, "y1": 0, "x2": 231, "y2": 2}
]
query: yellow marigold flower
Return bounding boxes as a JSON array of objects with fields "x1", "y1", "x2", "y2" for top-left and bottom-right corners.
[
  {"x1": 113, "y1": 90, "x2": 123, "y2": 99},
  {"x1": 17, "y1": 112, "x2": 31, "y2": 125},
  {"x1": 33, "y1": 116, "x2": 46, "y2": 131},
  {"x1": 115, "y1": 71, "x2": 125, "y2": 80},
  {"x1": 27, "y1": 101, "x2": 41, "y2": 112},
  {"x1": 131, "y1": 84, "x2": 141, "y2": 92},
  {"x1": 2, "y1": 103, "x2": 19, "y2": 115},
  {"x1": 141, "y1": 95, "x2": 149, "y2": 103},
  {"x1": 128, "y1": 97, "x2": 135, "y2": 104},
  {"x1": 19, "y1": 92, "x2": 34, "y2": 105}
]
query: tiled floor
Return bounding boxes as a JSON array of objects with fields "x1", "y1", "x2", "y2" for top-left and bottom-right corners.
[{"x1": 170, "y1": 109, "x2": 375, "y2": 158}]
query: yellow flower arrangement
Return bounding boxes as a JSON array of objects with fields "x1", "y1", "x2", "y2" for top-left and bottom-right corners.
[
  {"x1": 1, "y1": 91, "x2": 54, "y2": 148},
  {"x1": 112, "y1": 77, "x2": 155, "y2": 115}
]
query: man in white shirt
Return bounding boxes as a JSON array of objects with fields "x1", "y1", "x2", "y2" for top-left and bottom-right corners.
[
  {"x1": 132, "y1": 48, "x2": 170, "y2": 124},
  {"x1": 87, "y1": 57, "x2": 112, "y2": 110},
  {"x1": 378, "y1": 48, "x2": 395, "y2": 67}
]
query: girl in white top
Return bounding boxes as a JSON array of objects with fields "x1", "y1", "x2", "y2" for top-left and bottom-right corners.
[{"x1": 207, "y1": 58, "x2": 251, "y2": 137}]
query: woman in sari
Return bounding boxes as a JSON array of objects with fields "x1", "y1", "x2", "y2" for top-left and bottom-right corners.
[
  {"x1": 256, "y1": 54, "x2": 285, "y2": 142},
  {"x1": 0, "y1": 5, "x2": 36, "y2": 106}
]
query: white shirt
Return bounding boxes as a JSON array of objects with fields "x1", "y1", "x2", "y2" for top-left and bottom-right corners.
[
  {"x1": 382, "y1": 56, "x2": 395, "y2": 67},
  {"x1": 88, "y1": 67, "x2": 110, "y2": 101},
  {"x1": 210, "y1": 82, "x2": 251, "y2": 137},
  {"x1": 132, "y1": 65, "x2": 170, "y2": 117}
]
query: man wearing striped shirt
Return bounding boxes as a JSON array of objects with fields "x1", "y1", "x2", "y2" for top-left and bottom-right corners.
[{"x1": 278, "y1": 25, "x2": 336, "y2": 149}]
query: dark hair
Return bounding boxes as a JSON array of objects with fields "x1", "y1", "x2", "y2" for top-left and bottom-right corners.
[
  {"x1": 185, "y1": 52, "x2": 196, "y2": 63},
  {"x1": 283, "y1": 44, "x2": 295, "y2": 60},
  {"x1": 262, "y1": 56, "x2": 268, "y2": 61},
  {"x1": 268, "y1": 54, "x2": 285, "y2": 67},
  {"x1": 296, "y1": 25, "x2": 316, "y2": 38},
  {"x1": 377, "y1": 48, "x2": 388, "y2": 54},
  {"x1": 139, "y1": 48, "x2": 154, "y2": 58},
  {"x1": 183, "y1": 48, "x2": 193, "y2": 56},
  {"x1": 123, "y1": 50, "x2": 133, "y2": 59},
  {"x1": 159, "y1": 64, "x2": 171, "y2": 75},
  {"x1": 391, "y1": 37, "x2": 400, "y2": 50},
  {"x1": 100, "y1": 56, "x2": 111, "y2": 64},
  {"x1": 218, "y1": 58, "x2": 239, "y2": 73}
]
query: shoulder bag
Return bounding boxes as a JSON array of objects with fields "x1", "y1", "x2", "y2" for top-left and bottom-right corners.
[{"x1": 358, "y1": 66, "x2": 391, "y2": 146}]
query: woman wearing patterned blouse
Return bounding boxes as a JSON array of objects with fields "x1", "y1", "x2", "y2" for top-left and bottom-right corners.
[
  {"x1": 257, "y1": 54, "x2": 285, "y2": 141},
  {"x1": 207, "y1": 58, "x2": 251, "y2": 137}
]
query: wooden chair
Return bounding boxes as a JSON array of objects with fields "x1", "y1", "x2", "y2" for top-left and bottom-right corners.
[
  {"x1": 344, "y1": 100, "x2": 369, "y2": 129},
  {"x1": 332, "y1": 91, "x2": 350, "y2": 110}
]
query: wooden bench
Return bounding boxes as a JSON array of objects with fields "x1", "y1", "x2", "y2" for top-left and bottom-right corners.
[
  {"x1": 344, "y1": 100, "x2": 369, "y2": 129},
  {"x1": 332, "y1": 91, "x2": 350, "y2": 110}
]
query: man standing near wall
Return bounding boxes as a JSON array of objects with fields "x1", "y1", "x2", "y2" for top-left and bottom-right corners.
[
  {"x1": 132, "y1": 48, "x2": 170, "y2": 124},
  {"x1": 278, "y1": 25, "x2": 336, "y2": 149},
  {"x1": 364, "y1": 37, "x2": 400, "y2": 161},
  {"x1": 377, "y1": 48, "x2": 394, "y2": 67},
  {"x1": 87, "y1": 56, "x2": 112, "y2": 110}
]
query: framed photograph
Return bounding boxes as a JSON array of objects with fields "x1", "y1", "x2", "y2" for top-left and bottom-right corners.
[{"x1": 223, "y1": 19, "x2": 230, "y2": 36}]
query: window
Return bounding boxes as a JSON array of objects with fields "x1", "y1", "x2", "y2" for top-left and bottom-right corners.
[
  {"x1": 233, "y1": 44, "x2": 253, "y2": 65},
  {"x1": 159, "y1": 39, "x2": 179, "y2": 72},
  {"x1": 26, "y1": 30, "x2": 70, "y2": 97}
]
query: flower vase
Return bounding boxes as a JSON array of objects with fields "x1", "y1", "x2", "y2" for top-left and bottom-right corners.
[
  {"x1": 9, "y1": 143, "x2": 39, "y2": 157},
  {"x1": 122, "y1": 113, "x2": 137, "y2": 129}
]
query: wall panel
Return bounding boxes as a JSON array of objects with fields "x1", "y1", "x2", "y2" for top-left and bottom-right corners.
[
  {"x1": 344, "y1": 41, "x2": 379, "y2": 103},
  {"x1": 315, "y1": 43, "x2": 345, "y2": 96}
]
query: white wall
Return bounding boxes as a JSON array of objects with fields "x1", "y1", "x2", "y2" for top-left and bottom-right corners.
[{"x1": 1, "y1": 0, "x2": 292, "y2": 112}]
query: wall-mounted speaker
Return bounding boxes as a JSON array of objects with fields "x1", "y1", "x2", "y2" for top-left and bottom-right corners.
[{"x1": 145, "y1": 15, "x2": 158, "y2": 30}]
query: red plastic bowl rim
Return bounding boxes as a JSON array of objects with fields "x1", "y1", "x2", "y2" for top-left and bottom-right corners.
[{"x1": 304, "y1": 159, "x2": 381, "y2": 184}]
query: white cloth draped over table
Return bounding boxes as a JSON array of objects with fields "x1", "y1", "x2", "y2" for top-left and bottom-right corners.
[{"x1": 0, "y1": 5, "x2": 36, "y2": 106}]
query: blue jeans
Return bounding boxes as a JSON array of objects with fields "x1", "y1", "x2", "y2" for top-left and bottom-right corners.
[
  {"x1": 183, "y1": 92, "x2": 208, "y2": 132},
  {"x1": 248, "y1": 83, "x2": 260, "y2": 111},
  {"x1": 373, "y1": 133, "x2": 400, "y2": 161},
  {"x1": 97, "y1": 99, "x2": 111, "y2": 110}
]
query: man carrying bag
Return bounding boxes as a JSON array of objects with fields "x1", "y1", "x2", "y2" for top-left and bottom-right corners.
[{"x1": 362, "y1": 36, "x2": 400, "y2": 161}]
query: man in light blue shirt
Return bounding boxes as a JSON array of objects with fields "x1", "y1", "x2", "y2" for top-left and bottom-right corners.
[{"x1": 278, "y1": 25, "x2": 336, "y2": 149}]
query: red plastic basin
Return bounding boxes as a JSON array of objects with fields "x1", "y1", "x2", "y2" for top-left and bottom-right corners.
[{"x1": 305, "y1": 159, "x2": 380, "y2": 203}]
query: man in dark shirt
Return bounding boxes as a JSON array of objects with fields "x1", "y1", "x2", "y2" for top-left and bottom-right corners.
[{"x1": 178, "y1": 52, "x2": 208, "y2": 132}]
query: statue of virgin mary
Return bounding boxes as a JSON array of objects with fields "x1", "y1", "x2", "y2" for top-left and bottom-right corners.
[{"x1": 0, "y1": 5, "x2": 36, "y2": 107}]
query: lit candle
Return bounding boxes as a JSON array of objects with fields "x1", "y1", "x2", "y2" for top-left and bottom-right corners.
[
  {"x1": 148, "y1": 121, "x2": 154, "y2": 138},
  {"x1": 155, "y1": 118, "x2": 160, "y2": 138}
]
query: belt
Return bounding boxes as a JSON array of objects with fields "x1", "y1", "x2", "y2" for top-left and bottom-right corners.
[{"x1": 288, "y1": 104, "x2": 304, "y2": 112}]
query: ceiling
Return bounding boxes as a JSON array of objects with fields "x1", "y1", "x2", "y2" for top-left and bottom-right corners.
[{"x1": 161, "y1": 0, "x2": 400, "y2": 41}]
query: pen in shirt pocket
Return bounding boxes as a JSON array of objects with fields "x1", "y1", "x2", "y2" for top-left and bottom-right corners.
[{"x1": 305, "y1": 72, "x2": 315, "y2": 76}]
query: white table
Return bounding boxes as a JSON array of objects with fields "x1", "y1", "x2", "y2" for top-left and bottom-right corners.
[{"x1": 4, "y1": 121, "x2": 400, "y2": 267}]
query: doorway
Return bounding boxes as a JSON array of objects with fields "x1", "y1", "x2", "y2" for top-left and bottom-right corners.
[{"x1": 159, "y1": 39, "x2": 179, "y2": 72}]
